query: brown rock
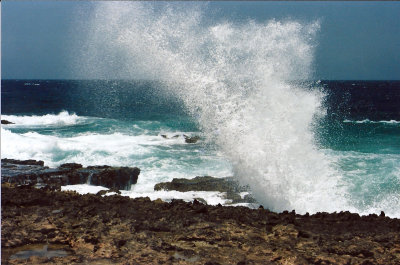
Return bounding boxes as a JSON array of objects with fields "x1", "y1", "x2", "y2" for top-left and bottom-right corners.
[{"x1": 2, "y1": 184, "x2": 400, "y2": 265}]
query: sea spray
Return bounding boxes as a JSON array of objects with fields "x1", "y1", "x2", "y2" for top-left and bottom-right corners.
[{"x1": 77, "y1": 2, "x2": 352, "y2": 213}]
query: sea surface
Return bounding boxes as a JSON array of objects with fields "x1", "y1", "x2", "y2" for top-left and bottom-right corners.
[{"x1": 1, "y1": 80, "x2": 400, "y2": 217}]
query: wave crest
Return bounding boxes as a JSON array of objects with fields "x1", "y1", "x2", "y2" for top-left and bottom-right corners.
[
  {"x1": 2, "y1": 111, "x2": 83, "y2": 127},
  {"x1": 343, "y1": 119, "x2": 400, "y2": 125}
]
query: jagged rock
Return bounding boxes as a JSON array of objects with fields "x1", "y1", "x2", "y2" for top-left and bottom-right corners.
[
  {"x1": 87, "y1": 165, "x2": 111, "y2": 170},
  {"x1": 194, "y1": 198, "x2": 208, "y2": 205},
  {"x1": 154, "y1": 176, "x2": 255, "y2": 204},
  {"x1": 1, "y1": 119, "x2": 14, "y2": 124},
  {"x1": 2, "y1": 159, "x2": 44, "y2": 166},
  {"x1": 1, "y1": 159, "x2": 66, "y2": 190},
  {"x1": 154, "y1": 176, "x2": 245, "y2": 193},
  {"x1": 183, "y1": 135, "x2": 200, "y2": 143},
  {"x1": 59, "y1": 163, "x2": 83, "y2": 170},
  {"x1": 1, "y1": 159, "x2": 140, "y2": 191},
  {"x1": 160, "y1": 133, "x2": 201, "y2": 143},
  {"x1": 90, "y1": 167, "x2": 140, "y2": 190},
  {"x1": 96, "y1": 188, "x2": 122, "y2": 196},
  {"x1": 161, "y1": 134, "x2": 186, "y2": 139},
  {"x1": 96, "y1": 190, "x2": 109, "y2": 196}
]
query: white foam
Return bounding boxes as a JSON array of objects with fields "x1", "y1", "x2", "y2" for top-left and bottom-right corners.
[
  {"x1": 343, "y1": 119, "x2": 400, "y2": 124},
  {"x1": 324, "y1": 149, "x2": 400, "y2": 218},
  {"x1": 1, "y1": 111, "x2": 85, "y2": 127},
  {"x1": 239, "y1": 192, "x2": 250, "y2": 199},
  {"x1": 121, "y1": 190, "x2": 228, "y2": 205},
  {"x1": 60, "y1": 184, "x2": 229, "y2": 205},
  {"x1": 2, "y1": 126, "x2": 233, "y2": 194},
  {"x1": 0, "y1": 128, "x2": 195, "y2": 167},
  {"x1": 363, "y1": 193, "x2": 400, "y2": 218},
  {"x1": 61, "y1": 184, "x2": 110, "y2": 195}
]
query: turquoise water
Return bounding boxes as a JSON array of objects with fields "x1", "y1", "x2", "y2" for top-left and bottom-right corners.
[{"x1": 320, "y1": 121, "x2": 400, "y2": 214}]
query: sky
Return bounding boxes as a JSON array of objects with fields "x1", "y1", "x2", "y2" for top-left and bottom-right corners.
[{"x1": 2, "y1": 1, "x2": 400, "y2": 80}]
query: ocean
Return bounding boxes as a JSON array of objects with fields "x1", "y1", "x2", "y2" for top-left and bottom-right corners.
[
  {"x1": 2, "y1": 79, "x2": 400, "y2": 217},
  {"x1": 2, "y1": 1, "x2": 400, "y2": 217}
]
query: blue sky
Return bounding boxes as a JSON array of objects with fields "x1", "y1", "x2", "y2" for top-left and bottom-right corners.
[{"x1": 2, "y1": 1, "x2": 400, "y2": 80}]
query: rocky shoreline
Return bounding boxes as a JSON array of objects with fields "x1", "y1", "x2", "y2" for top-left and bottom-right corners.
[
  {"x1": 154, "y1": 176, "x2": 256, "y2": 205},
  {"x1": 1, "y1": 159, "x2": 140, "y2": 191},
  {"x1": 2, "y1": 159, "x2": 400, "y2": 264},
  {"x1": 1, "y1": 159, "x2": 254, "y2": 205}
]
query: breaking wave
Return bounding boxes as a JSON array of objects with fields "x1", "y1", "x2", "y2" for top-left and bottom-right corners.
[
  {"x1": 1, "y1": 111, "x2": 84, "y2": 127},
  {"x1": 76, "y1": 2, "x2": 353, "y2": 213},
  {"x1": 343, "y1": 119, "x2": 400, "y2": 125}
]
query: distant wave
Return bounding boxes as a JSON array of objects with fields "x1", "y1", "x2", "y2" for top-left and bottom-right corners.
[
  {"x1": 1, "y1": 111, "x2": 85, "y2": 127},
  {"x1": 343, "y1": 119, "x2": 400, "y2": 124}
]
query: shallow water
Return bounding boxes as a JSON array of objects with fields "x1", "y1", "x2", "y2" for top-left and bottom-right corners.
[{"x1": 4, "y1": 244, "x2": 72, "y2": 261}]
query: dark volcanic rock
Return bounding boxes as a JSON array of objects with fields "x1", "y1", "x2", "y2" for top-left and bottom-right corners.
[
  {"x1": 96, "y1": 187, "x2": 122, "y2": 196},
  {"x1": 87, "y1": 165, "x2": 111, "y2": 170},
  {"x1": 1, "y1": 119, "x2": 14, "y2": 124},
  {"x1": 160, "y1": 134, "x2": 198, "y2": 143},
  {"x1": 59, "y1": 163, "x2": 83, "y2": 170},
  {"x1": 1, "y1": 159, "x2": 67, "y2": 190},
  {"x1": 91, "y1": 167, "x2": 140, "y2": 190},
  {"x1": 154, "y1": 176, "x2": 256, "y2": 204},
  {"x1": 2, "y1": 184, "x2": 400, "y2": 265},
  {"x1": 183, "y1": 135, "x2": 200, "y2": 143},
  {"x1": 154, "y1": 176, "x2": 244, "y2": 193},
  {"x1": 1, "y1": 159, "x2": 140, "y2": 191},
  {"x1": 2, "y1": 158, "x2": 44, "y2": 166}
]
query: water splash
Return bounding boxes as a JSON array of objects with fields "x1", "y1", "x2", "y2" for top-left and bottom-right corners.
[{"x1": 77, "y1": 2, "x2": 352, "y2": 213}]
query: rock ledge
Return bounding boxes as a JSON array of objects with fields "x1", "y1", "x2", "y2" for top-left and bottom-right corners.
[{"x1": 1, "y1": 159, "x2": 140, "y2": 191}]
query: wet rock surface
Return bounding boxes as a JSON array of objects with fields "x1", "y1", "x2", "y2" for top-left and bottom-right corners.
[
  {"x1": 160, "y1": 134, "x2": 201, "y2": 143},
  {"x1": 1, "y1": 159, "x2": 140, "y2": 191},
  {"x1": 1, "y1": 119, "x2": 15, "y2": 124},
  {"x1": 183, "y1": 135, "x2": 200, "y2": 144},
  {"x1": 2, "y1": 184, "x2": 400, "y2": 265},
  {"x1": 154, "y1": 176, "x2": 256, "y2": 204}
]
